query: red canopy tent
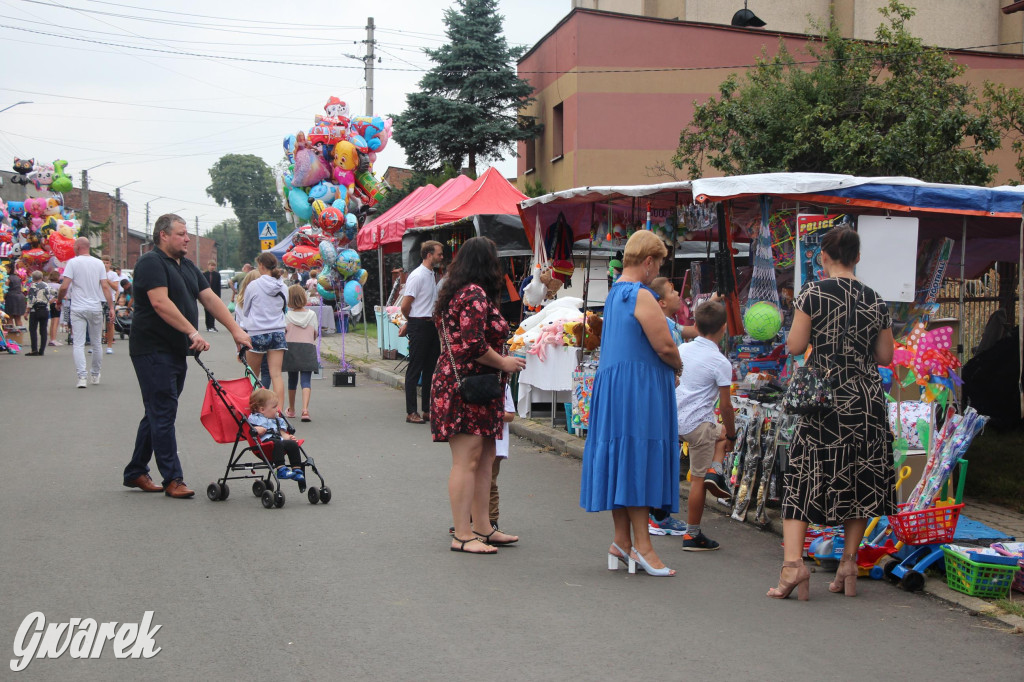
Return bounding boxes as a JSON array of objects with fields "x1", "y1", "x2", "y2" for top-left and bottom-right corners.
[
  {"x1": 381, "y1": 175, "x2": 474, "y2": 244},
  {"x1": 355, "y1": 184, "x2": 435, "y2": 252},
  {"x1": 413, "y1": 167, "x2": 528, "y2": 227}
]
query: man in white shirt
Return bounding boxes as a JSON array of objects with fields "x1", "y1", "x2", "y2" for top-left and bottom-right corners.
[
  {"x1": 103, "y1": 258, "x2": 121, "y2": 354},
  {"x1": 57, "y1": 238, "x2": 114, "y2": 387},
  {"x1": 400, "y1": 240, "x2": 443, "y2": 424}
]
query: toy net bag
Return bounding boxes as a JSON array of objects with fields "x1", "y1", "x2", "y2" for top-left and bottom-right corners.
[{"x1": 746, "y1": 198, "x2": 780, "y2": 308}]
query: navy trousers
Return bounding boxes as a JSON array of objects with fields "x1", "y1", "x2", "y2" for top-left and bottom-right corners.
[{"x1": 124, "y1": 352, "x2": 188, "y2": 486}]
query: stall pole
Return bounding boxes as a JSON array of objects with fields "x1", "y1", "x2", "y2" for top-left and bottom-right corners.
[
  {"x1": 958, "y1": 217, "x2": 967, "y2": 405},
  {"x1": 377, "y1": 243, "x2": 385, "y2": 358},
  {"x1": 1019, "y1": 202, "x2": 1023, "y2": 417}
]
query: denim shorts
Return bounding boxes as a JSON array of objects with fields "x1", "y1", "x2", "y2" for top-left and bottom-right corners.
[{"x1": 249, "y1": 331, "x2": 287, "y2": 353}]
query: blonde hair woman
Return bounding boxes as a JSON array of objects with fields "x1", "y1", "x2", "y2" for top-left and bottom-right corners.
[{"x1": 579, "y1": 230, "x2": 682, "y2": 576}]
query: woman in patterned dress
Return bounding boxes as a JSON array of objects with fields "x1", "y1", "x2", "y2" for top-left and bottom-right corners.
[
  {"x1": 769, "y1": 227, "x2": 895, "y2": 600},
  {"x1": 432, "y1": 237, "x2": 526, "y2": 555}
]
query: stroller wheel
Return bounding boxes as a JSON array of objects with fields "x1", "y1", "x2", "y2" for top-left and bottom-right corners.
[
  {"x1": 206, "y1": 482, "x2": 223, "y2": 501},
  {"x1": 274, "y1": 490, "x2": 286, "y2": 508},
  {"x1": 307, "y1": 487, "x2": 320, "y2": 505},
  {"x1": 219, "y1": 483, "x2": 230, "y2": 500},
  {"x1": 319, "y1": 486, "x2": 332, "y2": 504},
  {"x1": 261, "y1": 490, "x2": 275, "y2": 509},
  {"x1": 252, "y1": 480, "x2": 266, "y2": 497}
]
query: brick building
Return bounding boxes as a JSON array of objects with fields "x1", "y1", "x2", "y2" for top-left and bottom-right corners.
[{"x1": 517, "y1": 4, "x2": 1024, "y2": 191}]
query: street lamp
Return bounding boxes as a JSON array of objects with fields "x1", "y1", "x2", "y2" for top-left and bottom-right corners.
[
  {"x1": 112, "y1": 180, "x2": 140, "y2": 267},
  {"x1": 0, "y1": 101, "x2": 32, "y2": 114}
]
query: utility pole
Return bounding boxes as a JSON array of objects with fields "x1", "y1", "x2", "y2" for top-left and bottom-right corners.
[
  {"x1": 195, "y1": 215, "x2": 200, "y2": 264},
  {"x1": 365, "y1": 17, "x2": 375, "y2": 116},
  {"x1": 81, "y1": 170, "x2": 90, "y2": 235}
]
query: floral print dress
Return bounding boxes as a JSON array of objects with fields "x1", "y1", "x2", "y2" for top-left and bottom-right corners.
[{"x1": 430, "y1": 284, "x2": 509, "y2": 442}]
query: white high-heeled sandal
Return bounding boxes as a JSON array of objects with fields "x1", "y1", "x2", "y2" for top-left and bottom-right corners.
[
  {"x1": 607, "y1": 542, "x2": 636, "y2": 572},
  {"x1": 630, "y1": 548, "x2": 675, "y2": 577}
]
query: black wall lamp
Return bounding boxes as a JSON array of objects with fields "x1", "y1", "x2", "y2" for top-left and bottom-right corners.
[{"x1": 731, "y1": 1, "x2": 766, "y2": 28}]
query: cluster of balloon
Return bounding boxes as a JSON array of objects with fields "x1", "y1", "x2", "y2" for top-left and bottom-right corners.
[
  {"x1": 1, "y1": 157, "x2": 79, "y2": 271},
  {"x1": 277, "y1": 96, "x2": 388, "y2": 307}
]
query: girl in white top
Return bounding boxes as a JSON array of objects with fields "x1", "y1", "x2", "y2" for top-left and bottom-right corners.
[{"x1": 242, "y1": 252, "x2": 290, "y2": 411}]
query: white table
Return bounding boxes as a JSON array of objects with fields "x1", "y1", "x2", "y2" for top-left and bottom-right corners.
[{"x1": 516, "y1": 345, "x2": 577, "y2": 422}]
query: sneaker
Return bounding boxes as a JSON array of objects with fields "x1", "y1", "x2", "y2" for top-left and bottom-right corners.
[
  {"x1": 90, "y1": 373, "x2": 101, "y2": 385},
  {"x1": 649, "y1": 514, "x2": 688, "y2": 536},
  {"x1": 106, "y1": 348, "x2": 113, "y2": 354},
  {"x1": 292, "y1": 468, "x2": 305, "y2": 483},
  {"x1": 48, "y1": 340, "x2": 57, "y2": 346},
  {"x1": 207, "y1": 328, "x2": 217, "y2": 333},
  {"x1": 682, "y1": 532, "x2": 721, "y2": 551},
  {"x1": 704, "y1": 471, "x2": 731, "y2": 499},
  {"x1": 76, "y1": 377, "x2": 88, "y2": 389},
  {"x1": 276, "y1": 466, "x2": 294, "y2": 480}
]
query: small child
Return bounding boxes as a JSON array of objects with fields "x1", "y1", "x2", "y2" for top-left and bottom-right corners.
[
  {"x1": 247, "y1": 387, "x2": 306, "y2": 490},
  {"x1": 675, "y1": 301, "x2": 736, "y2": 551},
  {"x1": 490, "y1": 384, "x2": 516, "y2": 531}
]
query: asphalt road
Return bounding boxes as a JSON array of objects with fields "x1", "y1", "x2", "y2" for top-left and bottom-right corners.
[{"x1": 1, "y1": 329, "x2": 1022, "y2": 681}]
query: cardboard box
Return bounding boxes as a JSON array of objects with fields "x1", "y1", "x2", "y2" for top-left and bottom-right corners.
[{"x1": 333, "y1": 371, "x2": 356, "y2": 387}]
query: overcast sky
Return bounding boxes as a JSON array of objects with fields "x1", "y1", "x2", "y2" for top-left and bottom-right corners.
[{"x1": 0, "y1": 0, "x2": 568, "y2": 236}]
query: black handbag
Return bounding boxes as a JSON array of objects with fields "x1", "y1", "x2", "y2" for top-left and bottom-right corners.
[
  {"x1": 781, "y1": 282, "x2": 860, "y2": 416},
  {"x1": 441, "y1": 319, "x2": 503, "y2": 405}
]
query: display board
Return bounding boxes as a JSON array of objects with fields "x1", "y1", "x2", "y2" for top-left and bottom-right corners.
[{"x1": 856, "y1": 215, "x2": 918, "y2": 302}]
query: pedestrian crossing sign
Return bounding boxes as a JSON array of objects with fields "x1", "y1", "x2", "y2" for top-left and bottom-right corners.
[
  {"x1": 260, "y1": 239, "x2": 275, "y2": 251},
  {"x1": 258, "y1": 221, "x2": 277, "y2": 239}
]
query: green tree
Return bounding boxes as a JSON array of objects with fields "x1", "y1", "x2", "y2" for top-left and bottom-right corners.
[
  {"x1": 982, "y1": 82, "x2": 1024, "y2": 185},
  {"x1": 208, "y1": 218, "x2": 241, "y2": 268},
  {"x1": 673, "y1": 1, "x2": 1000, "y2": 185},
  {"x1": 206, "y1": 155, "x2": 285, "y2": 264},
  {"x1": 392, "y1": 0, "x2": 540, "y2": 176}
]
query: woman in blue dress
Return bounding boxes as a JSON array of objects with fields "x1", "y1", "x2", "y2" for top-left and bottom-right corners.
[{"x1": 580, "y1": 231, "x2": 682, "y2": 576}]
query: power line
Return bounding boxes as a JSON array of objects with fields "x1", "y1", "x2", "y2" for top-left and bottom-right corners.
[
  {"x1": 4, "y1": 22, "x2": 1020, "y2": 75},
  {"x1": 78, "y1": 0, "x2": 364, "y2": 29}
]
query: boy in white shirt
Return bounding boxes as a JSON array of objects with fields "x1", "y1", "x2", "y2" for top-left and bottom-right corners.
[{"x1": 675, "y1": 301, "x2": 736, "y2": 551}]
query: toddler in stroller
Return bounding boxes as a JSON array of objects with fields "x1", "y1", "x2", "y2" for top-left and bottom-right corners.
[
  {"x1": 248, "y1": 388, "x2": 306, "y2": 491},
  {"x1": 198, "y1": 351, "x2": 330, "y2": 508}
]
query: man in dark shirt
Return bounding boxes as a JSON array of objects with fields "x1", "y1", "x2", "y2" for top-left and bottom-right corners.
[
  {"x1": 123, "y1": 214, "x2": 251, "y2": 499},
  {"x1": 203, "y1": 260, "x2": 222, "y2": 332}
]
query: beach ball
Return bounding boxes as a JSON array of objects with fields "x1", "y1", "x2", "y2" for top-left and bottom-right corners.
[
  {"x1": 343, "y1": 280, "x2": 362, "y2": 306},
  {"x1": 743, "y1": 301, "x2": 782, "y2": 341}
]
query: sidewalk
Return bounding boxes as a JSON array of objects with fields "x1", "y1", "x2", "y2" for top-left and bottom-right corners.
[{"x1": 321, "y1": 330, "x2": 1024, "y2": 630}]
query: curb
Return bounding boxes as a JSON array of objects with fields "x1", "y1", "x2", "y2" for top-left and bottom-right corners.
[{"x1": 339, "y1": 357, "x2": 1024, "y2": 633}]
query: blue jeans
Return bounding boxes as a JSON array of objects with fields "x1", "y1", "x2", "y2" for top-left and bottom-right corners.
[
  {"x1": 124, "y1": 353, "x2": 187, "y2": 486},
  {"x1": 288, "y1": 371, "x2": 312, "y2": 390}
]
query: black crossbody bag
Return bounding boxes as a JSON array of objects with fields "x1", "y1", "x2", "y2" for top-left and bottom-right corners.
[{"x1": 441, "y1": 318, "x2": 503, "y2": 405}]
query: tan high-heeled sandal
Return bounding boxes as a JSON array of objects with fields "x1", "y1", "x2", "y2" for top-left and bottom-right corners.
[
  {"x1": 767, "y1": 560, "x2": 810, "y2": 601},
  {"x1": 829, "y1": 554, "x2": 858, "y2": 596}
]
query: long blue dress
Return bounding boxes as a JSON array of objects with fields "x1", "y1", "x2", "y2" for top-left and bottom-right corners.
[{"x1": 579, "y1": 281, "x2": 679, "y2": 513}]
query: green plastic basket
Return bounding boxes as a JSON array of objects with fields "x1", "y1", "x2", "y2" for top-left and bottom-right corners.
[{"x1": 942, "y1": 547, "x2": 1020, "y2": 599}]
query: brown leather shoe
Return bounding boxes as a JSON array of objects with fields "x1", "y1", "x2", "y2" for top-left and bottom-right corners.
[
  {"x1": 422, "y1": 411, "x2": 431, "y2": 422},
  {"x1": 164, "y1": 479, "x2": 195, "y2": 498},
  {"x1": 123, "y1": 474, "x2": 164, "y2": 492}
]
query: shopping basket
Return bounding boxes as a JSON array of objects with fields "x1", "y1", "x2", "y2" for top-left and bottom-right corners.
[
  {"x1": 887, "y1": 502, "x2": 964, "y2": 546},
  {"x1": 942, "y1": 547, "x2": 1020, "y2": 599}
]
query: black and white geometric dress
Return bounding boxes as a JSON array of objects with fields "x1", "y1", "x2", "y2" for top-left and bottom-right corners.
[{"x1": 782, "y1": 277, "x2": 897, "y2": 525}]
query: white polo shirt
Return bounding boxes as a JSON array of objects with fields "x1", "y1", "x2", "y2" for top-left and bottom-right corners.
[{"x1": 403, "y1": 264, "x2": 438, "y2": 318}]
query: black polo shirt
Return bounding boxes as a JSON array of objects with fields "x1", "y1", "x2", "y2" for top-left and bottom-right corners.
[{"x1": 130, "y1": 248, "x2": 210, "y2": 357}]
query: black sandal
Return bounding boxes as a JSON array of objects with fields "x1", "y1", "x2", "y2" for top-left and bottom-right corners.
[
  {"x1": 474, "y1": 529, "x2": 519, "y2": 546},
  {"x1": 451, "y1": 537, "x2": 496, "y2": 554}
]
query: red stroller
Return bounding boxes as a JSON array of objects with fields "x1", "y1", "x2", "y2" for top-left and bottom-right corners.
[{"x1": 197, "y1": 351, "x2": 331, "y2": 509}]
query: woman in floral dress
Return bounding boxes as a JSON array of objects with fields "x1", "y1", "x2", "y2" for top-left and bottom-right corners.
[{"x1": 431, "y1": 237, "x2": 526, "y2": 555}]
